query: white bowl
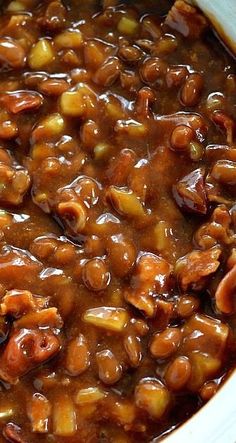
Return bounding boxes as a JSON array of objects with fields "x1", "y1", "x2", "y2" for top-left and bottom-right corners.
[{"x1": 163, "y1": 372, "x2": 236, "y2": 443}]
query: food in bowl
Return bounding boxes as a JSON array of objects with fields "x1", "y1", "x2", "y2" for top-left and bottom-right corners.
[{"x1": 0, "y1": 0, "x2": 234, "y2": 442}]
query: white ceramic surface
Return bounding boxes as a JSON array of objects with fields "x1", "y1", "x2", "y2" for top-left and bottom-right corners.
[
  {"x1": 164, "y1": 372, "x2": 236, "y2": 443},
  {"x1": 187, "y1": 0, "x2": 236, "y2": 55}
]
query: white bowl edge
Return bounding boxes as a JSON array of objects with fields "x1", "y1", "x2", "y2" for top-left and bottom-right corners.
[{"x1": 163, "y1": 370, "x2": 236, "y2": 443}]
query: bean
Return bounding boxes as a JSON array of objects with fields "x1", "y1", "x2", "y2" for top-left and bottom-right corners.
[
  {"x1": 106, "y1": 149, "x2": 136, "y2": 186},
  {"x1": 170, "y1": 125, "x2": 194, "y2": 151},
  {"x1": 0, "y1": 37, "x2": 26, "y2": 69},
  {"x1": 142, "y1": 16, "x2": 161, "y2": 39},
  {"x1": 199, "y1": 381, "x2": 218, "y2": 401},
  {"x1": 80, "y1": 120, "x2": 101, "y2": 150},
  {"x1": 75, "y1": 177, "x2": 100, "y2": 208},
  {"x1": 124, "y1": 335, "x2": 142, "y2": 367},
  {"x1": 96, "y1": 349, "x2": 122, "y2": 385},
  {"x1": 188, "y1": 141, "x2": 204, "y2": 161},
  {"x1": 94, "y1": 57, "x2": 121, "y2": 87},
  {"x1": 14, "y1": 307, "x2": 63, "y2": 329},
  {"x1": 150, "y1": 327, "x2": 182, "y2": 359},
  {"x1": 32, "y1": 113, "x2": 65, "y2": 141},
  {"x1": 166, "y1": 66, "x2": 188, "y2": 88},
  {"x1": 54, "y1": 30, "x2": 83, "y2": 49},
  {"x1": 205, "y1": 92, "x2": 225, "y2": 113},
  {"x1": 173, "y1": 168, "x2": 207, "y2": 215},
  {"x1": 140, "y1": 57, "x2": 167, "y2": 84},
  {"x1": 84, "y1": 40, "x2": 108, "y2": 70},
  {"x1": 83, "y1": 306, "x2": 128, "y2": 332},
  {"x1": 65, "y1": 334, "x2": 90, "y2": 376},
  {"x1": 27, "y1": 393, "x2": 51, "y2": 433},
  {"x1": 181, "y1": 73, "x2": 203, "y2": 106},
  {"x1": 176, "y1": 295, "x2": 200, "y2": 318},
  {"x1": 135, "y1": 378, "x2": 171, "y2": 419},
  {"x1": 7, "y1": 1, "x2": 27, "y2": 11},
  {"x1": 117, "y1": 17, "x2": 139, "y2": 35},
  {"x1": 39, "y1": 78, "x2": 69, "y2": 96},
  {"x1": 84, "y1": 235, "x2": 105, "y2": 257},
  {"x1": 165, "y1": 356, "x2": 192, "y2": 391},
  {"x1": 215, "y1": 264, "x2": 236, "y2": 314},
  {"x1": 226, "y1": 73, "x2": 236, "y2": 94},
  {"x1": 82, "y1": 258, "x2": 110, "y2": 291},
  {"x1": 0, "y1": 117, "x2": 18, "y2": 139},
  {"x1": 53, "y1": 394, "x2": 76, "y2": 437},
  {"x1": 3, "y1": 423, "x2": 26, "y2": 443},
  {"x1": 57, "y1": 201, "x2": 87, "y2": 234}
]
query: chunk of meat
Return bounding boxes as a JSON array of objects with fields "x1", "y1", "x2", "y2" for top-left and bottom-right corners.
[
  {"x1": 175, "y1": 247, "x2": 221, "y2": 291},
  {"x1": 0, "y1": 329, "x2": 60, "y2": 384},
  {"x1": 215, "y1": 264, "x2": 236, "y2": 314},
  {"x1": 124, "y1": 253, "x2": 173, "y2": 317},
  {"x1": 0, "y1": 290, "x2": 48, "y2": 318},
  {"x1": 173, "y1": 168, "x2": 207, "y2": 215},
  {"x1": 165, "y1": 0, "x2": 208, "y2": 38}
]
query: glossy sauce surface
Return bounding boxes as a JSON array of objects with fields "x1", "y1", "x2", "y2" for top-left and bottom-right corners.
[{"x1": 0, "y1": 0, "x2": 234, "y2": 442}]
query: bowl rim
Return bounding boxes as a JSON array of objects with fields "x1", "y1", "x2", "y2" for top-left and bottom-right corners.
[{"x1": 158, "y1": 368, "x2": 236, "y2": 443}]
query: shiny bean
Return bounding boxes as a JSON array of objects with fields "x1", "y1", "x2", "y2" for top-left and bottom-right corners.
[
  {"x1": 118, "y1": 45, "x2": 142, "y2": 63},
  {"x1": 82, "y1": 258, "x2": 110, "y2": 291},
  {"x1": 124, "y1": 335, "x2": 142, "y2": 367},
  {"x1": 94, "y1": 57, "x2": 121, "y2": 87},
  {"x1": 65, "y1": 335, "x2": 90, "y2": 376},
  {"x1": 150, "y1": 327, "x2": 182, "y2": 359},
  {"x1": 181, "y1": 73, "x2": 203, "y2": 106},
  {"x1": 96, "y1": 349, "x2": 122, "y2": 385},
  {"x1": 170, "y1": 125, "x2": 194, "y2": 151},
  {"x1": 140, "y1": 57, "x2": 167, "y2": 84},
  {"x1": 211, "y1": 160, "x2": 236, "y2": 185},
  {"x1": 165, "y1": 356, "x2": 192, "y2": 391},
  {"x1": 0, "y1": 37, "x2": 26, "y2": 68}
]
